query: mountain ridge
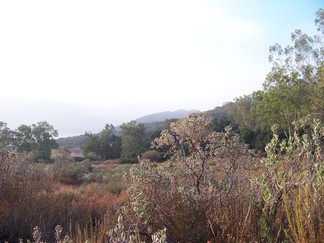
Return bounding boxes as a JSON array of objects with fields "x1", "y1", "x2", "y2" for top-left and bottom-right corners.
[{"x1": 135, "y1": 109, "x2": 199, "y2": 123}]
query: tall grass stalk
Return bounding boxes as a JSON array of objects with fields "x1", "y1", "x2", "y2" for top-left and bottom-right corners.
[{"x1": 283, "y1": 186, "x2": 324, "y2": 243}]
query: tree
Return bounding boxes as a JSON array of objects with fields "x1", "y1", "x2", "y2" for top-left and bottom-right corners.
[
  {"x1": 227, "y1": 95, "x2": 258, "y2": 132},
  {"x1": 15, "y1": 121, "x2": 58, "y2": 161},
  {"x1": 99, "y1": 124, "x2": 121, "y2": 160},
  {"x1": 162, "y1": 118, "x2": 178, "y2": 130},
  {"x1": 15, "y1": 124, "x2": 34, "y2": 153},
  {"x1": 210, "y1": 116, "x2": 232, "y2": 132},
  {"x1": 31, "y1": 121, "x2": 59, "y2": 160},
  {"x1": 80, "y1": 124, "x2": 121, "y2": 160},
  {"x1": 80, "y1": 132, "x2": 101, "y2": 160},
  {"x1": 226, "y1": 94, "x2": 272, "y2": 151},
  {"x1": 120, "y1": 121, "x2": 146, "y2": 163},
  {"x1": 255, "y1": 10, "x2": 324, "y2": 137},
  {"x1": 0, "y1": 122, "x2": 14, "y2": 149},
  {"x1": 257, "y1": 67, "x2": 311, "y2": 137}
]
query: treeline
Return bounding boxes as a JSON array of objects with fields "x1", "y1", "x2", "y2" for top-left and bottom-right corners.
[
  {"x1": 0, "y1": 116, "x2": 228, "y2": 163},
  {"x1": 80, "y1": 119, "x2": 173, "y2": 163},
  {"x1": 79, "y1": 115, "x2": 232, "y2": 163}
]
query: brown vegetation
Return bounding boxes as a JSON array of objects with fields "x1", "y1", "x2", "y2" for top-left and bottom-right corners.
[{"x1": 0, "y1": 151, "x2": 129, "y2": 242}]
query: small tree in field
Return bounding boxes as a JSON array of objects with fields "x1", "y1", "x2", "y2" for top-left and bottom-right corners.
[
  {"x1": 14, "y1": 121, "x2": 58, "y2": 162},
  {"x1": 81, "y1": 132, "x2": 101, "y2": 160},
  {"x1": 99, "y1": 124, "x2": 121, "y2": 160},
  {"x1": 120, "y1": 121, "x2": 147, "y2": 163}
]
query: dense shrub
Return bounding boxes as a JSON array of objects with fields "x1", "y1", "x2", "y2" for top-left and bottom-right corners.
[
  {"x1": 141, "y1": 150, "x2": 164, "y2": 162},
  {"x1": 122, "y1": 113, "x2": 259, "y2": 242},
  {"x1": 251, "y1": 118, "x2": 324, "y2": 242},
  {"x1": 0, "y1": 151, "x2": 128, "y2": 242},
  {"x1": 56, "y1": 159, "x2": 93, "y2": 185},
  {"x1": 0, "y1": 152, "x2": 76, "y2": 241}
]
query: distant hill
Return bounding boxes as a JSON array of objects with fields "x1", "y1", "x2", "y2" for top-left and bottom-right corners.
[
  {"x1": 56, "y1": 134, "x2": 87, "y2": 148},
  {"x1": 205, "y1": 104, "x2": 230, "y2": 120},
  {"x1": 135, "y1": 109, "x2": 199, "y2": 123}
]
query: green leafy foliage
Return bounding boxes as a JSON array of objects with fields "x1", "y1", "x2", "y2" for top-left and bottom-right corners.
[
  {"x1": 0, "y1": 122, "x2": 14, "y2": 149},
  {"x1": 0, "y1": 121, "x2": 58, "y2": 161},
  {"x1": 251, "y1": 118, "x2": 324, "y2": 242},
  {"x1": 81, "y1": 124, "x2": 121, "y2": 160},
  {"x1": 80, "y1": 132, "x2": 101, "y2": 160},
  {"x1": 228, "y1": 10, "x2": 324, "y2": 151},
  {"x1": 120, "y1": 121, "x2": 147, "y2": 163},
  {"x1": 210, "y1": 116, "x2": 232, "y2": 132},
  {"x1": 258, "y1": 13, "x2": 324, "y2": 136},
  {"x1": 227, "y1": 94, "x2": 273, "y2": 151}
]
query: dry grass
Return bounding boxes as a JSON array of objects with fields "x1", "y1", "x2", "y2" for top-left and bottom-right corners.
[
  {"x1": 0, "y1": 155, "x2": 131, "y2": 242},
  {"x1": 283, "y1": 186, "x2": 324, "y2": 243}
]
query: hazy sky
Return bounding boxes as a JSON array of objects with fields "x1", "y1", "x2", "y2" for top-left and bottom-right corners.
[{"x1": 0, "y1": 0, "x2": 322, "y2": 137}]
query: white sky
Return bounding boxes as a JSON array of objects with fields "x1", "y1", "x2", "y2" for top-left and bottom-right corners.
[{"x1": 0, "y1": 0, "x2": 322, "y2": 136}]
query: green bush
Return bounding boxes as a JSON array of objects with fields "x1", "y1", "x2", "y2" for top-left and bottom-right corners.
[{"x1": 58, "y1": 159, "x2": 93, "y2": 185}]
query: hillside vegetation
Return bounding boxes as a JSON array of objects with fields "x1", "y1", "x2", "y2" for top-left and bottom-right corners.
[{"x1": 0, "y1": 9, "x2": 323, "y2": 243}]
